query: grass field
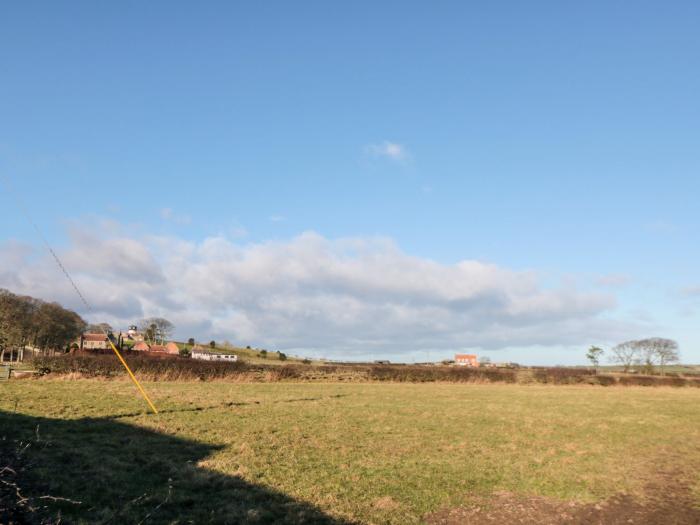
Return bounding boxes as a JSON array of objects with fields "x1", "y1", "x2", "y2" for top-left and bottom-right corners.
[{"x1": 2, "y1": 380, "x2": 700, "y2": 523}]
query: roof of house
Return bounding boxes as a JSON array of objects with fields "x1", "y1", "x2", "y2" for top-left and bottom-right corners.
[
  {"x1": 455, "y1": 354, "x2": 477, "y2": 359},
  {"x1": 83, "y1": 333, "x2": 108, "y2": 342},
  {"x1": 133, "y1": 342, "x2": 150, "y2": 350}
]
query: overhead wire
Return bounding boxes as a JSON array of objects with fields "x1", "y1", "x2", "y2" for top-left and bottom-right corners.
[{"x1": 1, "y1": 174, "x2": 158, "y2": 414}]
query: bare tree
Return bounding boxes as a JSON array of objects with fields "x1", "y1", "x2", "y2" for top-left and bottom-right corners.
[
  {"x1": 86, "y1": 322, "x2": 112, "y2": 334},
  {"x1": 139, "y1": 317, "x2": 174, "y2": 344},
  {"x1": 139, "y1": 319, "x2": 157, "y2": 343},
  {"x1": 637, "y1": 337, "x2": 680, "y2": 376},
  {"x1": 609, "y1": 340, "x2": 639, "y2": 373}
]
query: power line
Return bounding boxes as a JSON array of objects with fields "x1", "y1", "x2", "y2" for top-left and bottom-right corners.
[{"x1": 1, "y1": 174, "x2": 158, "y2": 414}]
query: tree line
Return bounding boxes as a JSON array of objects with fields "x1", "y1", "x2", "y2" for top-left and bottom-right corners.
[
  {"x1": 587, "y1": 337, "x2": 680, "y2": 375},
  {"x1": 0, "y1": 288, "x2": 86, "y2": 361}
]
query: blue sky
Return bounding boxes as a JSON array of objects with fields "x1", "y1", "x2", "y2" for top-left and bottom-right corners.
[{"x1": 1, "y1": 2, "x2": 699, "y2": 364}]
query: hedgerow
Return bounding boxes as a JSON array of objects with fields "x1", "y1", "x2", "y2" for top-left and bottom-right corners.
[{"x1": 28, "y1": 354, "x2": 700, "y2": 386}]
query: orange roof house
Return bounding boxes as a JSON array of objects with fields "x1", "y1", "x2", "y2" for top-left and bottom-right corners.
[
  {"x1": 132, "y1": 342, "x2": 179, "y2": 355},
  {"x1": 454, "y1": 354, "x2": 479, "y2": 367}
]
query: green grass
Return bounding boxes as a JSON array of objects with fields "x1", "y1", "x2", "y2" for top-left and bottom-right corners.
[{"x1": 2, "y1": 380, "x2": 700, "y2": 523}]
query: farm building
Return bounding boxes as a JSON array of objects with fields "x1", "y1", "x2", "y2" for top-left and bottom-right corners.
[
  {"x1": 454, "y1": 354, "x2": 479, "y2": 367},
  {"x1": 131, "y1": 342, "x2": 180, "y2": 354},
  {"x1": 191, "y1": 349, "x2": 238, "y2": 362},
  {"x1": 80, "y1": 333, "x2": 109, "y2": 351},
  {"x1": 126, "y1": 325, "x2": 144, "y2": 341}
]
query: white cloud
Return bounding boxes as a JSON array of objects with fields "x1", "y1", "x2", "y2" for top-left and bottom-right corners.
[
  {"x1": 366, "y1": 141, "x2": 410, "y2": 163},
  {"x1": 0, "y1": 225, "x2": 642, "y2": 359}
]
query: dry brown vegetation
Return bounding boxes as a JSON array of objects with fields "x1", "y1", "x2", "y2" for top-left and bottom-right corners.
[{"x1": 30, "y1": 354, "x2": 700, "y2": 387}]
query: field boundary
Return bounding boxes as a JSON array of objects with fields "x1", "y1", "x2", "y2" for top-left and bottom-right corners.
[{"x1": 26, "y1": 355, "x2": 700, "y2": 387}]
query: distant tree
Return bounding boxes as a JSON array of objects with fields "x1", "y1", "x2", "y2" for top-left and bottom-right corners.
[
  {"x1": 179, "y1": 347, "x2": 191, "y2": 358},
  {"x1": 147, "y1": 323, "x2": 158, "y2": 343},
  {"x1": 609, "y1": 340, "x2": 639, "y2": 373},
  {"x1": 33, "y1": 301, "x2": 86, "y2": 354},
  {"x1": 139, "y1": 318, "x2": 174, "y2": 344},
  {"x1": 87, "y1": 322, "x2": 112, "y2": 334},
  {"x1": 636, "y1": 338, "x2": 679, "y2": 376},
  {"x1": 278, "y1": 352, "x2": 287, "y2": 361},
  {"x1": 0, "y1": 289, "x2": 34, "y2": 360},
  {"x1": 153, "y1": 318, "x2": 174, "y2": 343},
  {"x1": 479, "y1": 356, "x2": 491, "y2": 366},
  {"x1": 0, "y1": 289, "x2": 86, "y2": 359},
  {"x1": 246, "y1": 345, "x2": 251, "y2": 349},
  {"x1": 209, "y1": 340, "x2": 216, "y2": 349},
  {"x1": 259, "y1": 349, "x2": 268, "y2": 358},
  {"x1": 586, "y1": 346, "x2": 604, "y2": 372},
  {"x1": 187, "y1": 338, "x2": 195, "y2": 346},
  {"x1": 302, "y1": 358, "x2": 311, "y2": 365},
  {"x1": 655, "y1": 340, "x2": 680, "y2": 376}
]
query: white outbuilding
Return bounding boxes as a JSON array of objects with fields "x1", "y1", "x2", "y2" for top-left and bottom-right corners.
[{"x1": 191, "y1": 348, "x2": 238, "y2": 362}]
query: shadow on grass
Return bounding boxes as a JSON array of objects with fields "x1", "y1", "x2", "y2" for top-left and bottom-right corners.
[{"x1": 0, "y1": 410, "x2": 355, "y2": 524}]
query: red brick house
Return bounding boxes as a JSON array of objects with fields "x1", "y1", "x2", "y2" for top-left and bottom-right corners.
[{"x1": 454, "y1": 354, "x2": 479, "y2": 367}]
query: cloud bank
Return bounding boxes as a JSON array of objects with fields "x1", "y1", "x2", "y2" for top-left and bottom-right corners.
[{"x1": 0, "y1": 225, "x2": 638, "y2": 359}]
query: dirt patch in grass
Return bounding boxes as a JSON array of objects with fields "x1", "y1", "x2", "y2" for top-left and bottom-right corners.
[
  {"x1": 373, "y1": 496, "x2": 401, "y2": 511},
  {"x1": 425, "y1": 467, "x2": 700, "y2": 524}
]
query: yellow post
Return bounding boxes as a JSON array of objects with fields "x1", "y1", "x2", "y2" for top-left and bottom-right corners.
[{"x1": 107, "y1": 339, "x2": 159, "y2": 414}]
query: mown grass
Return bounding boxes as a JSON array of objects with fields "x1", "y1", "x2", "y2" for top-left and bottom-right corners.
[{"x1": 2, "y1": 380, "x2": 700, "y2": 523}]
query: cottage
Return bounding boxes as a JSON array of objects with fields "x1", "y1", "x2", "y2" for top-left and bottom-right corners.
[
  {"x1": 191, "y1": 349, "x2": 238, "y2": 362},
  {"x1": 165, "y1": 342, "x2": 180, "y2": 355},
  {"x1": 454, "y1": 354, "x2": 479, "y2": 367},
  {"x1": 81, "y1": 333, "x2": 109, "y2": 351},
  {"x1": 133, "y1": 342, "x2": 150, "y2": 352}
]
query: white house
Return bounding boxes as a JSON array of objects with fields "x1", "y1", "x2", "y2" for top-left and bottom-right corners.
[{"x1": 191, "y1": 348, "x2": 238, "y2": 362}]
